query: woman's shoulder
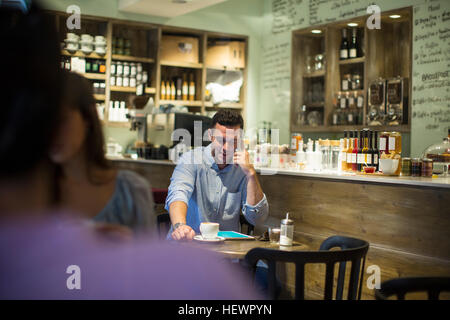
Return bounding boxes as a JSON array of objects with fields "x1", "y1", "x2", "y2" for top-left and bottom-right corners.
[{"x1": 116, "y1": 170, "x2": 151, "y2": 190}]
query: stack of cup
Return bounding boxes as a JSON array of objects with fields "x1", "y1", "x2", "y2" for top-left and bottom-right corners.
[
  {"x1": 94, "y1": 35, "x2": 107, "y2": 55},
  {"x1": 64, "y1": 33, "x2": 79, "y2": 53},
  {"x1": 80, "y1": 34, "x2": 94, "y2": 54}
]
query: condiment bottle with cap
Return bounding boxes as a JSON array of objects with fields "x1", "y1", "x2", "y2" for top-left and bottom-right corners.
[{"x1": 280, "y1": 212, "x2": 294, "y2": 246}]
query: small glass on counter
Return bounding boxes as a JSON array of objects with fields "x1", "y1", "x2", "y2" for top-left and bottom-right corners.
[
  {"x1": 421, "y1": 158, "x2": 433, "y2": 177},
  {"x1": 401, "y1": 157, "x2": 411, "y2": 176},
  {"x1": 411, "y1": 158, "x2": 422, "y2": 177}
]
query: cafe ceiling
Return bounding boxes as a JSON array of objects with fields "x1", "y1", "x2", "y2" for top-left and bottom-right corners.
[{"x1": 118, "y1": 0, "x2": 227, "y2": 18}]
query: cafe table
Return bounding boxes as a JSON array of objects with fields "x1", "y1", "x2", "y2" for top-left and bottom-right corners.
[{"x1": 179, "y1": 237, "x2": 308, "y2": 260}]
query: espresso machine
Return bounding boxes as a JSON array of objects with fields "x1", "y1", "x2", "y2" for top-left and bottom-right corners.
[
  {"x1": 367, "y1": 78, "x2": 386, "y2": 126},
  {"x1": 128, "y1": 96, "x2": 154, "y2": 144},
  {"x1": 386, "y1": 76, "x2": 408, "y2": 125},
  {"x1": 147, "y1": 112, "x2": 212, "y2": 149}
]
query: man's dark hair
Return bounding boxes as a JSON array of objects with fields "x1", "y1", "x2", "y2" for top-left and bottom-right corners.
[{"x1": 211, "y1": 110, "x2": 244, "y2": 129}]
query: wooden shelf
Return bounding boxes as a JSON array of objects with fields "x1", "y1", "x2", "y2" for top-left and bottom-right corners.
[
  {"x1": 339, "y1": 57, "x2": 365, "y2": 65},
  {"x1": 205, "y1": 101, "x2": 243, "y2": 109},
  {"x1": 206, "y1": 65, "x2": 244, "y2": 72},
  {"x1": 112, "y1": 54, "x2": 155, "y2": 63},
  {"x1": 110, "y1": 86, "x2": 156, "y2": 94},
  {"x1": 105, "y1": 121, "x2": 130, "y2": 128},
  {"x1": 61, "y1": 50, "x2": 107, "y2": 59},
  {"x1": 93, "y1": 94, "x2": 106, "y2": 100},
  {"x1": 159, "y1": 100, "x2": 202, "y2": 107},
  {"x1": 291, "y1": 124, "x2": 410, "y2": 133},
  {"x1": 304, "y1": 102, "x2": 325, "y2": 108},
  {"x1": 303, "y1": 70, "x2": 325, "y2": 78},
  {"x1": 160, "y1": 60, "x2": 203, "y2": 69},
  {"x1": 83, "y1": 73, "x2": 106, "y2": 80}
]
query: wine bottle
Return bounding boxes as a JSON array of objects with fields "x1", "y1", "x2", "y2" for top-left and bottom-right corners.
[
  {"x1": 339, "y1": 28, "x2": 349, "y2": 60},
  {"x1": 373, "y1": 131, "x2": 379, "y2": 171},
  {"x1": 182, "y1": 74, "x2": 188, "y2": 101},
  {"x1": 352, "y1": 130, "x2": 358, "y2": 172},
  {"x1": 161, "y1": 78, "x2": 166, "y2": 100},
  {"x1": 189, "y1": 73, "x2": 195, "y2": 101},
  {"x1": 349, "y1": 28, "x2": 358, "y2": 58}
]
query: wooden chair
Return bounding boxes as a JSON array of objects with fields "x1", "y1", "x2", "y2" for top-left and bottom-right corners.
[{"x1": 244, "y1": 235, "x2": 369, "y2": 300}]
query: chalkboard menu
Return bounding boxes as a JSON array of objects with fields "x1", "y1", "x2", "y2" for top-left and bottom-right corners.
[{"x1": 411, "y1": 0, "x2": 450, "y2": 156}]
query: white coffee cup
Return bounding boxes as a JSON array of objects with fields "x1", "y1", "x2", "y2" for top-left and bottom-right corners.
[
  {"x1": 81, "y1": 34, "x2": 93, "y2": 42},
  {"x1": 66, "y1": 33, "x2": 79, "y2": 41},
  {"x1": 199, "y1": 222, "x2": 219, "y2": 239}
]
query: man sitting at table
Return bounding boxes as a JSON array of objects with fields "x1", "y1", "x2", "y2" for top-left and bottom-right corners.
[{"x1": 165, "y1": 109, "x2": 269, "y2": 240}]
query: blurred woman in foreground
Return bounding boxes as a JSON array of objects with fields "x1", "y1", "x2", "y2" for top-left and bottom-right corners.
[{"x1": 50, "y1": 71, "x2": 155, "y2": 233}]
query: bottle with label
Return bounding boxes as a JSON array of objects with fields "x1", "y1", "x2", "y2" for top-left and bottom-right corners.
[
  {"x1": 349, "y1": 28, "x2": 358, "y2": 58},
  {"x1": 366, "y1": 130, "x2": 374, "y2": 168},
  {"x1": 342, "y1": 74, "x2": 351, "y2": 91},
  {"x1": 352, "y1": 130, "x2": 359, "y2": 172},
  {"x1": 357, "y1": 130, "x2": 364, "y2": 171},
  {"x1": 182, "y1": 74, "x2": 188, "y2": 101},
  {"x1": 165, "y1": 78, "x2": 171, "y2": 100},
  {"x1": 360, "y1": 129, "x2": 370, "y2": 171},
  {"x1": 161, "y1": 78, "x2": 166, "y2": 100},
  {"x1": 373, "y1": 131, "x2": 379, "y2": 171},
  {"x1": 189, "y1": 74, "x2": 195, "y2": 101},
  {"x1": 170, "y1": 80, "x2": 176, "y2": 100},
  {"x1": 341, "y1": 131, "x2": 348, "y2": 171},
  {"x1": 176, "y1": 77, "x2": 182, "y2": 100},
  {"x1": 346, "y1": 131, "x2": 354, "y2": 172},
  {"x1": 379, "y1": 131, "x2": 390, "y2": 156},
  {"x1": 340, "y1": 28, "x2": 349, "y2": 60}
]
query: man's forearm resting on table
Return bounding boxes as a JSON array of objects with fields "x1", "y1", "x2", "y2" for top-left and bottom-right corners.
[{"x1": 169, "y1": 201, "x2": 188, "y2": 225}]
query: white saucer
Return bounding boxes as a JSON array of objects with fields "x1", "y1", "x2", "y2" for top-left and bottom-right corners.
[{"x1": 193, "y1": 235, "x2": 225, "y2": 243}]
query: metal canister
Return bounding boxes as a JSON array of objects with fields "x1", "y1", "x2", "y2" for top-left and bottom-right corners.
[
  {"x1": 421, "y1": 158, "x2": 433, "y2": 177},
  {"x1": 280, "y1": 213, "x2": 294, "y2": 246},
  {"x1": 401, "y1": 157, "x2": 411, "y2": 176}
]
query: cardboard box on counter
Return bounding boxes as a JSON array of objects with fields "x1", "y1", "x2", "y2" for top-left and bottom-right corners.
[
  {"x1": 160, "y1": 35, "x2": 199, "y2": 64},
  {"x1": 206, "y1": 41, "x2": 245, "y2": 69}
]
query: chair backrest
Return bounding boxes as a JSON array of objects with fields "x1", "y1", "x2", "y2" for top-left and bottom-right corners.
[
  {"x1": 240, "y1": 214, "x2": 254, "y2": 235},
  {"x1": 244, "y1": 235, "x2": 369, "y2": 300},
  {"x1": 375, "y1": 277, "x2": 450, "y2": 300},
  {"x1": 156, "y1": 213, "x2": 171, "y2": 239}
]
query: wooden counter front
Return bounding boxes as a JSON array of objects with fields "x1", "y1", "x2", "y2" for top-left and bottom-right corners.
[{"x1": 112, "y1": 158, "x2": 450, "y2": 300}]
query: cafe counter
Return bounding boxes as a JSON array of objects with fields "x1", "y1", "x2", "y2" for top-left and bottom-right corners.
[{"x1": 111, "y1": 157, "x2": 450, "y2": 299}]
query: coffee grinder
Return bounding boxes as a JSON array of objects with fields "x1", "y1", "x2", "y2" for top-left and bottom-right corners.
[
  {"x1": 367, "y1": 78, "x2": 386, "y2": 126},
  {"x1": 386, "y1": 76, "x2": 408, "y2": 125}
]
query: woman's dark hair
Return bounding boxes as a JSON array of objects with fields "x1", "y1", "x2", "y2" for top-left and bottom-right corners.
[
  {"x1": 211, "y1": 109, "x2": 244, "y2": 129},
  {"x1": 61, "y1": 71, "x2": 111, "y2": 183},
  {"x1": 0, "y1": 1, "x2": 62, "y2": 180}
]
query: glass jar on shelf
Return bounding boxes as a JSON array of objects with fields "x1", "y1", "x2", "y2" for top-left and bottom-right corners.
[{"x1": 421, "y1": 135, "x2": 450, "y2": 176}]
